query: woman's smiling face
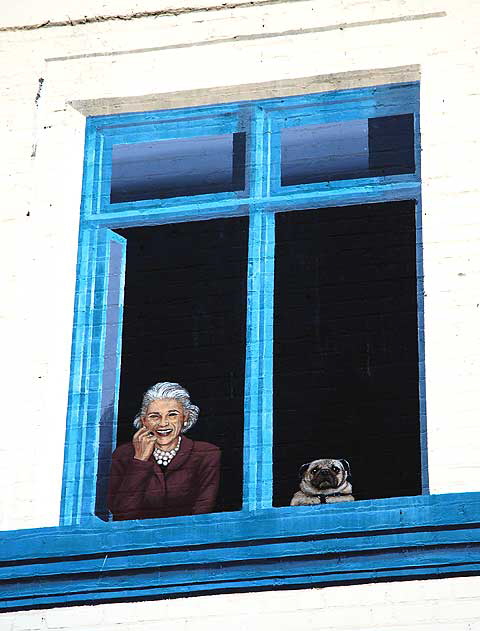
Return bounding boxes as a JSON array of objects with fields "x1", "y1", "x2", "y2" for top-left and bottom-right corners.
[{"x1": 142, "y1": 398, "x2": 188, "y2": 451}]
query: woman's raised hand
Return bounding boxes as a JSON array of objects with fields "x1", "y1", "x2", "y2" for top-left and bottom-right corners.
[{"x1": 133, "y1": 426, "x2": 156, "y2": 461}]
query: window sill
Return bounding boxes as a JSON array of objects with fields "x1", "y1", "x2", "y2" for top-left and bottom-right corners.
[{"x1": 1, "y1": 492, "x2": 480, "y2": 611}]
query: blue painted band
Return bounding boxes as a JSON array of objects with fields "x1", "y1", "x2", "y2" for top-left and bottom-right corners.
[{"x1": 1, "y1": 504, "x2": 479, "y2": 611}]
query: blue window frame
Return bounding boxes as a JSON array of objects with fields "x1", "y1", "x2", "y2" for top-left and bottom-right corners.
[
  {"x1": 61, "y1": 81, "x2": 425, "y2": 526},
  {"x1": 7, "y1": 81, "x2": 480, "y2": 613}
]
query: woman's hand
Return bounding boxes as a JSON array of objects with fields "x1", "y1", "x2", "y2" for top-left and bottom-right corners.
[{"x1": 133, "y1": 426, "x2": 156, "y2": 461}]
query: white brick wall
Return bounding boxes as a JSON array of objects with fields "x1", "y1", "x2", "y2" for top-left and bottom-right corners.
[
  {"x1": 1, "y1": 0, "x2": 480, "y2": 626},
  {"x1": 1, "y1": 576, "x2": 480, "y2": 630}
]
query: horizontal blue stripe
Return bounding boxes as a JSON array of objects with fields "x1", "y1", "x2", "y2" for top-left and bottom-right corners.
[
  {"x1": 83, "y1": 180, "x2": 421, "y2": 225},
  {"x1": 1, "y1": 541, "x2": 479, "y2": 610},
  {"x1": 4, "y1": 493, "x2": 480, "y2": 562},
  {"x1": 2, "y1": 522, "x2": 480, "y2": 583},
  {"x1": 4, "y1": 563, "x2": 480, "y2": 613}
]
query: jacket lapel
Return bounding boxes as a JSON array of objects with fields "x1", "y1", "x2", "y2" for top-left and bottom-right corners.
[{"x1": 165, "y1": 435, "x2": 194, "y2": 473}]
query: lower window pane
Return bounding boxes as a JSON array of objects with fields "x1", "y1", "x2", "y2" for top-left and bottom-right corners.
[
  {"x1": 114, "y1": 217, "x2": 248, "y2": 516},
  {"x1": 273, "y1": 201, "x2": 422, "y2": 505}
]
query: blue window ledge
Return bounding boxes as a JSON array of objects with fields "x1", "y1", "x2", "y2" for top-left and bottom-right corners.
[{"x1": 1, "y1": 492, "x2": 480, "y2": 611}]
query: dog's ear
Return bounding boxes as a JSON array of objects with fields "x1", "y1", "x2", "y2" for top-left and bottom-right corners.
[
  {"x1": 298, "y1": 462, "x2": 310, "y2": 480},
  {"x1": 339, "y1": 459, "x2": 352, "y2": 479}
]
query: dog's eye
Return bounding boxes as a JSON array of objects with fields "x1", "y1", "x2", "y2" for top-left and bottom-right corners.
[
  {"x1": 311, "y1": 467, "x2": 319, "y2": 474},
  {"x1": 331, "y1": 466, "x2": 339, "y2": 473}
]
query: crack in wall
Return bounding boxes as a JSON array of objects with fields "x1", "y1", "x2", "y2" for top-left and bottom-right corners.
[
  {"x1": 34, "y1": 77, "x2": 44, "y2": 106},
  {"x1": 31, "y1": 77, "x2": 45, "y2": 158},
  {"x1": 0, "y1": 0, "x2": 303, "y2": 32}
]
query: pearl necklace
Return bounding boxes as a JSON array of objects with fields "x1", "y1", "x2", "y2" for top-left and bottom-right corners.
[{"x1": 153, "y1": 436, "x2": 182, "y2": 466}]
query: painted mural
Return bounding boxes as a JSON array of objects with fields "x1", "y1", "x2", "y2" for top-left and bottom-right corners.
[
  {"x1": 4, "y1": 79, "x2": 480, "y2": 614},
  {"x1": 108, "y1": 381, "x2": 221, "y2": 520},
  {"x1": 90, "y1": 84, "x2": 424, "y2": 523}
]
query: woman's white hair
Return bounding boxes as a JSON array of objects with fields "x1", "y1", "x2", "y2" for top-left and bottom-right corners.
[{"x1": 133, "y1": 381, "x2": 199, "y2": 432}]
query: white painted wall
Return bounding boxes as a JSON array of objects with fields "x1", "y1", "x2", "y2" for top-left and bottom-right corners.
[
  {"x1": 2, "y1": 576, "x2": 480, "y2": 630},
  {"x1": 1, "y1": 0, "x2": 480, "y2": 626}
]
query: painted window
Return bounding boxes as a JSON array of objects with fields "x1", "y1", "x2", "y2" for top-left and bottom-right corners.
[
  {"x1": 6, "y1": 82, "x2": 480, "y2": 613},
  {"x1": 61, "y1": 82, "x2": 424, "y2": 526}
]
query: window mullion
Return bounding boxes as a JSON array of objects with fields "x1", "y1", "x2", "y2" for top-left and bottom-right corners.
[
  {"x1": 243, "y1": 105, "x2": 274, "y2": 511},
  {"x1": 243, "y1": 208, "x2": 275, "y2": 511}
]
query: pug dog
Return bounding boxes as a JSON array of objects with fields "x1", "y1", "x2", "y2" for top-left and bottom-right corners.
[{"x1": 290, "y1": 459, "x2": 354, "y2": 505}]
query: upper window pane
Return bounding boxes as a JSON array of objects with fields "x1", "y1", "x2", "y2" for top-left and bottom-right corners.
[
  {"x1": 110, "y1": 132, "x2": 246, "y2": 203},
  {"x1": 281, "y1": 114, "x2": 415, "y2": 186}
]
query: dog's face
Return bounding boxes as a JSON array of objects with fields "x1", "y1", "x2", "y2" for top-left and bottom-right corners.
[{"x1": 299, "y1": 459, "x2": 350, "y2": 492}]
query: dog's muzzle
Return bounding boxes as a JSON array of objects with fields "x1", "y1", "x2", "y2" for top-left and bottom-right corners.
[{"x1": 311, "y1": 468, "x2": 338, "y2": 489}]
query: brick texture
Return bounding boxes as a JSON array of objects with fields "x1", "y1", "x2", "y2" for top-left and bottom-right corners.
[{"x1": 1, "y1": 0, "x2": 479, "y2": 626}]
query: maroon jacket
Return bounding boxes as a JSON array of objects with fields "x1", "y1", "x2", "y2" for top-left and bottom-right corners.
[{"x1": 108, "y1": 436, "x2": 221, "y2": 520}]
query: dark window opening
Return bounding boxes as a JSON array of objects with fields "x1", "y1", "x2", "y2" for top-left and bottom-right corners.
[
  {"x1": 114, "y1": 217, "x2": 248, "y2": 514},
  {"x1": 273, "y1": 200, "x2": 421, "y2": 506},
  {"x1": 281, "y1": 114, "x2": 415, "y2": 187},
  {"x1": 111, "y1": 132, "x2": 246, "y2": 203}
]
